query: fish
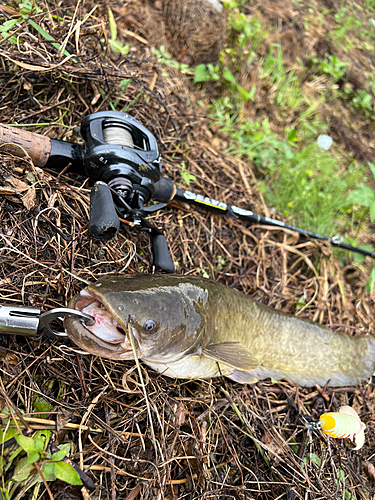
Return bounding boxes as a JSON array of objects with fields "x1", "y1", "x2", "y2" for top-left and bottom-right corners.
[{"x1": 63, "y1": 274, "x2": 375, "y2": 387}]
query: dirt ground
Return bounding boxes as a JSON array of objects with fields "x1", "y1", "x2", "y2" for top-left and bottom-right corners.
[{"x1": 1, "y1": 0, "x2": 375, "y2": 499}]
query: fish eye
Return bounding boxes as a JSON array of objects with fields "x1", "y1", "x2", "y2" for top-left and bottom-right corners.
[{"x1": 143, "y1": 320, "x2": 156, "y2": 332}]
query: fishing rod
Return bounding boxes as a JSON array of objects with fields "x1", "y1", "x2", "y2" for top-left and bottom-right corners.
[
  {"x1": 0, "y1": 111, "x2": 373, "y2": 274},
  {"x1": 162, "y1": 181, "x2": 372, "y2": 257}
]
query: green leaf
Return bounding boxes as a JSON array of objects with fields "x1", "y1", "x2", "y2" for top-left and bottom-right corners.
[
  {"x1": 51, "y1": 449, "x2": 67, "y2": 462},
  {"x1": 33, "y1": 430, "x2": 51, "y2": 453},
  {"x1": 0, "y1": 19, "x2": 17, "y2": 32},
  {"x1": 12, "y1": 456, "x2": 35, "y2": 482},
  {"x1": 0, "y1": 486, "x2": 10, "y2": 500},
  {"x1": 107, "y1": 7, "x2": 117, "y2": 41},
  {"x1": 110, "y1": 40, "x2": 127, "y2": 53},
  {"x1": 53, "y1": 462, "x2": 82, "y2": 485},
  {"x1": 366, "y1": 265, "x2": 375, "y2": 292},
  {"x1": 0, "y1": 427, "x2": 19, "y2": 446},
  {"x1": 194, "y1": 64, "x2": 211, "y2": 83},
  {"x1": 5, "y1": 444, "x2": 23, "y2": 472},
  {"x1": 41, "y1": 462, "x2": 56, "y2": 482},
  {"x1": 19, "y1": 0, "x2": 33, "y2": 15},
  {"x1": 15, "y1": 435, "x2": 36, "y2": 454},
  {"x1": 280, "y1": 142, "x2": 294, "y2": 160},
  {"x1": 34, "y1": 437, "x2": 45, "y2": 453},
  {"x1": 308, "y1": 453, "x2": 321, "y2": 466},
  {"x1": 236, "y1": 84, "x2": 253, "y2": 101},
  {"x1": 287, "y1": 128, "x2": 298, "y2": 143},
  {"x1": 27, "y1": 19, "x2": 75, "y2": 61},
  {"x1": 369, "y1": 162, "x2": 375, "y2": 181},
  {"x1": 370, "y1": 200, "x2": 375, "y2": 221},
  {"x1": 223, "y1": 67, "x2": 236, "y2": 84},
  {"x1": 27, "y1": 452, "x2": 40, "y2": 464},
  {"x1": 180, "y1": 163, "x2": 196, "y2": 186},
  {"x1": 180, "y1": 63, "x2": 191, "y2": 74},
  {"x1": 58, "y1": 443, "x2": 71, "y2": 456},
  {"x1": 354, "y1": 251, "x2": 366, "y2": 264},
  {"x1": 337, "y1": 469, "x2": 346, "y2": 483},
  {"x1": 33, "y1": 397, "x2": 53, "y2": 417},
  {"x1": 248, "y1": 85, "x2": 256, "y2": 101},
  {"x1": 289, "y1": 437, "x2": 298, "y2": 453},
  {"x1": 119, "y1": 78, "x2": 131, "y2": 90},
  {"x1": 198, "y1": 268, "x2": 210, "y2": 279},
  {"x1": 346, "y1": 186, "x2": 375, "y2": 207},
  {"x1": 302, "y1": 452, "x2": 321, "y2": 467}
]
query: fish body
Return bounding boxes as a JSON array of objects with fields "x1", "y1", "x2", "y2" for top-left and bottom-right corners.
[{"x1": 64, "y1": 274, "x2": 375, "y2": 387}]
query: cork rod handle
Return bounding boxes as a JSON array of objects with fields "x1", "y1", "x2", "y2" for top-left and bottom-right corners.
[{"x1": 0, "y1": 124, "x2": 51, "y2": 167}]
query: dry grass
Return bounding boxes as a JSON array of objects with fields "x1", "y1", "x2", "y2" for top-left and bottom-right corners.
[{"x1": 0, "y1": 1, "x2": 375, "y2": 498}]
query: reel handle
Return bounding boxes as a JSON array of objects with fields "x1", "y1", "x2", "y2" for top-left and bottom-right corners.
[
  {"x1": 88, "y1": 182, "x2": 120, "y2": 240},
  {"x1": 151, "y1": 233, "x2": 175, "y2": 273}
]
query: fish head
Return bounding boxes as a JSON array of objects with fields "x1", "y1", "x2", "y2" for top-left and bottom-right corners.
[{"x1": 64, "y1": 274, "x2": 210, "y2": 362}]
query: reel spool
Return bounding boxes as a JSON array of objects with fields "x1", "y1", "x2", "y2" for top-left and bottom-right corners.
[{"x1": 102, "y1": 123, "x2": 134, "y2": 148}]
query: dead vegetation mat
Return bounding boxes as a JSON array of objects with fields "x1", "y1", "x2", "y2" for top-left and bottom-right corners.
[{"x1": 1, "y1": 1, "x2": 375, "y2": 499}]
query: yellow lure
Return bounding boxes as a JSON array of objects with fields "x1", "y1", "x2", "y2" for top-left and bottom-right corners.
[{"x1": 319, "y1": 406, "x2": 366, "y2": 450}]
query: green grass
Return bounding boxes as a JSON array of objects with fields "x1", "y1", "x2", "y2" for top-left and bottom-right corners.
[{"x1": 190, "y1": 1, "x2": 375, "y2": 244}]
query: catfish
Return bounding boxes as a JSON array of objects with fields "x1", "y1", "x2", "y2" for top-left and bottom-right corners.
[{"x1": 64, "y1": 274, "x2": 375, "y2": 387}]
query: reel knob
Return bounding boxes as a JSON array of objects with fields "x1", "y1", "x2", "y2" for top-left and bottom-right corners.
[{"x1": 88, "y1": 182, "x2": 120, "y2": 240}]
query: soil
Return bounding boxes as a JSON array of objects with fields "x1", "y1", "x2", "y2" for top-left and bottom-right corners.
[{"x1": 0, "y1": 0, "x2": 375, "y2": 499}]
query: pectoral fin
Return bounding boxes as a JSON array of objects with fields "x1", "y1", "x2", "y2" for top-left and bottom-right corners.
[
  {"x1": 202, "y1": 342, "x2": 260, "y2": 371},
  {"x1": 227, "y1": 369, "x2": 259, "y2": 384}
]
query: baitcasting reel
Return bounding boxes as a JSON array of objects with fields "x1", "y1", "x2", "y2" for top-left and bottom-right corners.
[
  {"x1": 0, "y1": 111, "x2": 175, "y2": 272},
  {"x1": 80, "y1": 112, "x2": 175, "y2": 272},
  {"x1": 82, "y1": 111, "x2": 162, "y2": 213}
]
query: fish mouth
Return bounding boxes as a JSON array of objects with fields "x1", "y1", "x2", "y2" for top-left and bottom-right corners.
[{"x1": 67, "y1": 289, "x2": 141, "y2": 359}]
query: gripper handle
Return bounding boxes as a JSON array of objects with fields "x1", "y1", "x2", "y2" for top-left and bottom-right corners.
[{"x1": 0, "y1": 123, "x2": 51, "y2": 166}]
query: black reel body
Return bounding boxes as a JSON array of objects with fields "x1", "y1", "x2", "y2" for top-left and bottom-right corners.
[
  {"x1": 81, "y1": 111, "x2": 162, "y2": 204},
  {"x1": 80, "y1": 111, "x2": 174, "y2": 272}
]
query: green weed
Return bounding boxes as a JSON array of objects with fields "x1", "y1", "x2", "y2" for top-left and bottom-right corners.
[
  {"x1": 0, "y1": 19, "x2": 18, "y2": 43},
  {"x1": 191, "y1": 4, "x2": 372, "y2": 249},
  {"x1": 1, "y1": 402, "x2": 82, "y2": 498},
  {"x1": 152, "y1": 46, "x2": 191, "y2": 74},
  {"x1": 264, "y1": 144, "x2": 366, "y2": 236},
  {"x1": 345, "y1": 162, "x2": 375, "y2": 290},
  {"x1": 107, "y1": 7, "x2": 130, "y2": 55},
  {"x1": 180, "y1": 162, "x2": 196, "y2": 187},
  {"x1": 346, "y1": 163, "x2": 375, "y2": 223},
  {"x1": 333, "y1": 5, "x2": 363, "y2": 43},
  {"x1": 0, "y1": 0, "x2": 75, "y2": 60},
  {"x1": 302, "y1": 452, "x2": 321, "y2": 467},
  {"x1": 317, "y1": 55, "x2": 348, "y2": 83},
  {"x1": 337, "y1": 469, "x2": 355, "y2": 500},
  {"x1": 352, "y1": 90, "x2": 374, "y2": 117}
]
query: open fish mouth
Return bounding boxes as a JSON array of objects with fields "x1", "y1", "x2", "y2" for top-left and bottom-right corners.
[{"x1": 72, "y1": 289, "x2": 140, "y2": 353}]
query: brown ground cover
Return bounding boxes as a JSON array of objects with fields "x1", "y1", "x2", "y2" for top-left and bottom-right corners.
[{"x1": 0, "y1": 0, "x2": 375, "y2": 498}]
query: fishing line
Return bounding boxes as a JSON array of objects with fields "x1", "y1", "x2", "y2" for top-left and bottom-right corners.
[
  {"x1": 127, "y1": 319, "x2": 160, "y2": 462},
  {"x1": 103, "y1": 124, "x2": 134, "y2": 148}
]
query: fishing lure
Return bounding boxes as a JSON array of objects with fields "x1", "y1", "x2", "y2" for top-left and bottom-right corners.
[{"x1": 315, "y1": 406, "x2": 366, "y2": 450}]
